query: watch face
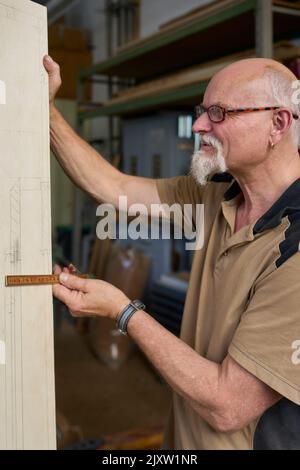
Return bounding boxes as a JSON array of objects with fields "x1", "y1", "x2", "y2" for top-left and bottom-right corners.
[{"x1": 133, "y1": 300, "x2": 145, "y2": 310}]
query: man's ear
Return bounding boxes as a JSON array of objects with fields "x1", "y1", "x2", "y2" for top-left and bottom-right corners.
[{"x1": 270, "y1": 109, "x2": 293, "y2": 146}]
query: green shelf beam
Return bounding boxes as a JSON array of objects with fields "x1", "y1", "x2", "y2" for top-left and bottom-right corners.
[{"x1": 78, "y1": 81, "x2": 209, "y2": 121}]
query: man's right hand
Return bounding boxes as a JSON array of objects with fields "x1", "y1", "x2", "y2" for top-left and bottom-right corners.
[{"x1": 43, "y1": 55, "x2": 62, "y2": 108}]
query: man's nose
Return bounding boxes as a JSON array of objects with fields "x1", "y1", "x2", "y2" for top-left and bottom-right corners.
[{"x1": 192, "y1": 113, "x2": 212, "y2": 134}]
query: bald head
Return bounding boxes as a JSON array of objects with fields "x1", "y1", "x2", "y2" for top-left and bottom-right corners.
[
  {"x1": 205, "y1": 58, "x2": 299, "y2": 147},
  {"x1": 213, "y1": 58, "x2": 296, "y2": 87},
  {"x1": 208, "y1": 58, "x2": 296, "y2": 103}
]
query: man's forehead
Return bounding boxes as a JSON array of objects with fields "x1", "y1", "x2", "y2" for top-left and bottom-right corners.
[
  {"x1": 203, "y1": 75, "x2": 269, "y2": 107},
  {"x1": 202, "y1": 57, "x2": 297, "y2": 107}
]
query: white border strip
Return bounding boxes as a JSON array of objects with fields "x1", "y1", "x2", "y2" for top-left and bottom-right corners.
[
  {"x1": 0, "y1": 340, "x2": 6, "y2": 365},
  {"x1": 0, "y1": 80, "x2": 6, "y2": 105}
]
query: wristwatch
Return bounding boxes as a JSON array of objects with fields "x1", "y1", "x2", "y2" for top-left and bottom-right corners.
[{"x1": 116, "y1": 300, "x2": 146, "y2": 335}]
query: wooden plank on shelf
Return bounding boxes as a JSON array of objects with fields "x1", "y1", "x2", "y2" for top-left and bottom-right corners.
[
  {"x1": 116, "y1": 0, "x2": 245, "y2": 54},
  {"x1": 109, "y1": 55, "x2": 246, "y2": 105},
  {"x1": 78, "y1": 82, "x2": 206, "y2": 120},
  {"x1": 116, "y1": 0, "x2": 300, "y2": 56},
  {"x1": 273, "y1": 0, "x2": 300, "y2": 10},
  {"x1": 159, "y1": 0, "x2": 240, "y2": 33},
  {"x1": 117, "y1": 0, "x2": 300, "y2": 51},
  {"x1": 160, "y1": 0, "x2": 300, "y2": 33}
]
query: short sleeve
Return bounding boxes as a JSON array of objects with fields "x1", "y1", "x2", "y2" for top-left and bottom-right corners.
[
  {"x1": 156, "y1": 175, "x2": 204, "y2": 207},
  {"x1": 228, "y1": 252, "x2": 300, "y2": 405}
]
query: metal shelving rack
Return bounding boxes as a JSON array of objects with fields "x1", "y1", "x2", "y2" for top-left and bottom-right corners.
[
  {"x1": 77, "y1": 0, "x2": 300, "y2": 118},
  {"x1": 72, "y1": 0, "x2": 300, "y2": 266},
  {"x1": 73, "y1": 0, "x2": 139, "y2": 266}
]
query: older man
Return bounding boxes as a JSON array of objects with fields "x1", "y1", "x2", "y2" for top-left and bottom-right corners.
[{"x1": 44, "y1": 55, "x2": 300, "y2": 450}]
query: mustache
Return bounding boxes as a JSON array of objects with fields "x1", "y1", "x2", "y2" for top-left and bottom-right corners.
[
  {"x1": 193, "y1": 135, "x2": 223, "y2": 158},
  {"x1": 201, "y1": 135, "x2": 223, "y2": 149}
]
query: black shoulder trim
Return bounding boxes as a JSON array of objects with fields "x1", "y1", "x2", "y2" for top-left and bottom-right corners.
[
  {"x1": 223, "y1": 180, "x2": 242, "y2": 201},
  {"x1": 254, "y1": 178, "x2": 300, "y2": 234},
  {"x1": 276, "y1": 211, "x2": 300, "y2": 268},
  {"x1": 210, "y1": 172, "x2": 233, "y2": 183}
]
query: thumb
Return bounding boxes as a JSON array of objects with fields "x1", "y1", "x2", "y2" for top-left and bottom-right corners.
[
  {"x1": 43, "y1": 55, "x2": 58, "y2": 75},
  {"x1": 43, "y1": 55, "x2": 62, "y2": 102},
  {"x1": 59, "y1": 273, "x2": 88, "y2": 292}
]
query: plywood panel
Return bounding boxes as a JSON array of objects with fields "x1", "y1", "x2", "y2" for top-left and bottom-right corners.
[{"x1": 0, "y1": 0, "x2": 56, "y2": 449}]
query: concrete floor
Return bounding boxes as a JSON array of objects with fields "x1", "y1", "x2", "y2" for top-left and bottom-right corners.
[{"x1": 54, "y1": 318, "x2": 171, "y2": 444}]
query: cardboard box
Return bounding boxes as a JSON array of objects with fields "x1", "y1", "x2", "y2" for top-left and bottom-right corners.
[
  {"x1": 56, "y1": 410, "x2": 83, "y2": 450},
  {"x1": 49, "y1": 25, "x2": 88, "y2": 52},
  {"x1": 103, "y1": 244, "x2": 151, "y2": 300},
  {"x1": 88, "y1": 244, "x2": 151, "y2": 369},
  {"x1": 49, "y1": 48, "x2": 92, "y2": 100},
  {"x1": 89, "y1": 316, "x2": 134, "y2": 370}
]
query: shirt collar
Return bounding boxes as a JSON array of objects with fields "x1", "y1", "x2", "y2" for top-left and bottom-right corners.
[{"x1": 223, "y1": 174, "x2": 300, "y2": 234}]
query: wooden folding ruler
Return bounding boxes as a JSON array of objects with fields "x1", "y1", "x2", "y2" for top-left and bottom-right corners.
[{"x1": 5, "y1": 274, "x2": 88, "y2": 287}]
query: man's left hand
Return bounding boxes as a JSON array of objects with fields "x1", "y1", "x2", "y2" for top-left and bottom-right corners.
[{"x1": 52, "y1": 265, "x2": 130, "y2": 320}]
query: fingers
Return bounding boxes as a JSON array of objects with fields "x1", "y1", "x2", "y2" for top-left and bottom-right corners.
[
  {"x1": 59, "y1": 273, "x2": 88, "y2": 292},
  {"x1": 53, "y1": 282, "x2": 75, "y2": 306},
  {"x1": 53, "y1": 264, "x2": 62, "y2": 275},
  {"x1": 68, "y1": 263, "x2": 77, "y2": 274},
  {"x1": 53, "y1": 265, "x2": 72, "y2": 275},
  {"x1": 52, "y1": 265, "x2": 69, "y2": 301}
]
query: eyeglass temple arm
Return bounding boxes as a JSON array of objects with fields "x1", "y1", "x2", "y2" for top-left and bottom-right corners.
[{"x1": 226, "y1": 107, "x2": 299, "y2": 120}]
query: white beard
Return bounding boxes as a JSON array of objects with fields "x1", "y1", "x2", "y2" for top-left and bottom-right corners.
[{"x1": 190, "y1": 135, "x2": 228, "y2": 186}]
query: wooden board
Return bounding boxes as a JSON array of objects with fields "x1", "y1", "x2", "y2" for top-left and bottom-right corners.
[{"x1": 0, "y1": 0, "x2": 56, "y2": 449}]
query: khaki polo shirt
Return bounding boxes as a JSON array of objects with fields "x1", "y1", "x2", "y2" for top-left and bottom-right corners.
[{"x1": 156, "y1": 173, "x2": 300, "y2": 450}]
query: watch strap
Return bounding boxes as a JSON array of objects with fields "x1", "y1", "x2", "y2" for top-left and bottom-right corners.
[{"x1": 116, "y1": 300, "x2": 145, "y2": 335}]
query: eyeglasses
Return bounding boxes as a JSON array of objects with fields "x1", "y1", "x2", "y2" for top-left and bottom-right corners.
[{"x1": 195, "y1": 104, "x2": 299, "y2": 123}]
